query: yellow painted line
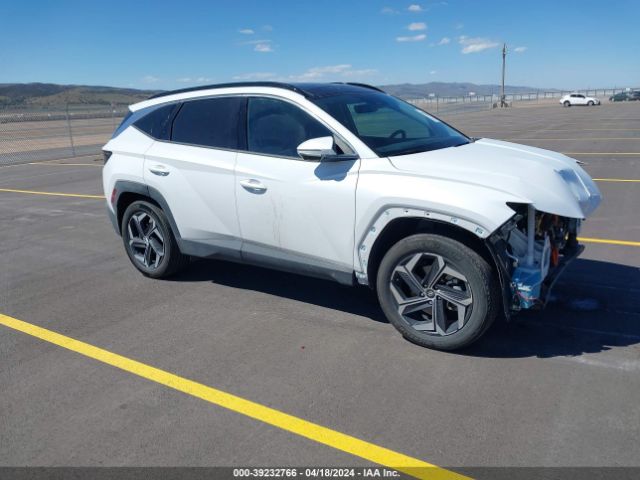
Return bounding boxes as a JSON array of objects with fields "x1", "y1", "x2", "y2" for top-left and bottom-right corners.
[
  {"x1": 579, "y1": 237, "x2": 640, "y2": 247},
  {"x1": 593, "y1": 178, "x2": 640, "y2": 183},
  {"x1": 509, "y1": 137, "x2": 640, "y2": 141},
  {"x1": 0, "y1": 313, "x2": 467, "y2": 480},
  {"x1": 0, "y1": 188, "x2": 104, "y2": 199},
  {"x1": 471, "y1": 129, "x2": 640, "y2": 132},
  {"x1": 563, "y1": 152, "x2": 640, "y2": 156}
]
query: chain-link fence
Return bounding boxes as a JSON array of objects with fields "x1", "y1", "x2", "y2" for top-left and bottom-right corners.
[
  {"x1": 0, "y1": 105, "x2": 127, "y2": 166},
  {"x1": 408, "y1": 87, "x2": 639, "y2": 116},
  {"x1": 1, "y1": 86, "x2": 638, "y2": 166}
]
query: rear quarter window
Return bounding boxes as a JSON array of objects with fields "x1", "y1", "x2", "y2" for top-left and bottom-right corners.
[{"x1": 134, "y1": 103, "x2": 180, "y2": 140}]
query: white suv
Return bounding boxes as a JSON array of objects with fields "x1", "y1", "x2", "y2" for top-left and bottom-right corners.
[
  {"x1": 560, "y1": 93, "x2": 601, "y2": 107},
  {"x1": 103, "y1": 82, "x2": 601, "y2": 350}
]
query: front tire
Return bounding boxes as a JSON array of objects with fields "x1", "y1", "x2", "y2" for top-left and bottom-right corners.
[
  {"x1": 587, "y1": 100, "x2": 594, "y2": 106},
  {"x1": 376, "y1": 234, "x2": 499, "y2": 351},
  {"x1": 563, "y1": 100, "x2": 571, "y2": 107},
  {"x1": 121, "y1": 200, "x2": 188, "y2": 278}
]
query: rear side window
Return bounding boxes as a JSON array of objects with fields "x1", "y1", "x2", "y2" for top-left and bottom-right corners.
[
  {"x1": 171, "y1": 97, "x2": 245, "y2": 149},
  {"x1": 247, "y1": 97, "x2": 331, "y2": 157},
  {"x1": 134, "y1": 103, "x2": 179, "y2": 140}
]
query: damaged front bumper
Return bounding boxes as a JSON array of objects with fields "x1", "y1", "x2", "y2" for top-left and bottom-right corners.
[{"x1": 485, "y1": 207, "x2": 585, "y2": 319}]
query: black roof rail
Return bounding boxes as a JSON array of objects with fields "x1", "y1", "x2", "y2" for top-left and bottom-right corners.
[
  {"x1": 338, "y1": 82, "x2": 386, "y2": 93},
  {"x1": 148, "y1": 81, "x2": 311, "y2": 100}
]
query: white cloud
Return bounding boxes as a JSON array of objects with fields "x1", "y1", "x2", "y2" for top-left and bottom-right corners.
[
  {"x1": 430, "y1": 70, "x2": 437, "y2": 75},
  {"x1": 437, "y1": 36, "x2": 450, "y2": 45},
  {"x1": 232, "y1": 72, "x2": 277, "y2": 80},
  {"x1": 241, "y1": 39, "x2": 271, "y2": 45},
  {"x1": 341, "y1": 68, "x2": 378, "y2": 77},
  {"x1": 239, "y1": 39, "x2": 275, "y2": 52},
  {"x1": 239, "y1": 28, "x2": 254, "y2": 34},
  {"x1": 254, "y1": 43, "x2": 273, "y2": 52},
  {"x1": 262, "y1": 25, "x2": 273, "y2": 32},
  {"x1": 141, "y1": 75, "x2": 159, "y2": 84},
  {"x1": 396, "y1": 34, "x2": 426, "y2": 42},
  {"x1": 176, "y1": 77, "x2": 213, "y2": 84},
  {"x1": 458, "y1": 36, "x2": 500, "y2": 54},
  {"x1": 514, "y1": 46, "x2": 527, "y2": 53},
  {"x1": 407, "y1": 22, "x2": 427, "y2": 31},
  {"x1": 381, "y1": 6, "x2": 399, "y2": 14},
  {"x1": 408, "y1": 4, "x2": 423, "y2": 12},
  {"x1": 288, "y1": 64, "x2": 377, "y2": 81}
]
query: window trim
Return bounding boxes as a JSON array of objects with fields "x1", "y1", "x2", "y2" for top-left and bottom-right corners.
[
  {"x1": 243, "y1": 94, "x2": 357, "y2": 162},
  {"x1": 130, "y1": 93, "x2": 359, "y2": 162},
  {"x1": 169, "y1": 95, "x2": 246, "y2": 151}
]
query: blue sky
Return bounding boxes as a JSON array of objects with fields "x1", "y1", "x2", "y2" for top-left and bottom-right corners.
[{"x1": 2, "y1": 0, "x2": 638, "y2": 90}]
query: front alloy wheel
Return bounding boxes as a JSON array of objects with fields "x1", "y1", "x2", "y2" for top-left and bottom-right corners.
[
  {"x1": 390, "y1": 253, "x2": 473, "y2": 336},
  {"x1": 376, "y1": 234, "x2": 499, "y2": 351}
]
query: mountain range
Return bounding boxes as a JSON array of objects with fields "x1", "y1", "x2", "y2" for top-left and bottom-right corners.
[{"x1": 0, "y1": 81, "x2": 553, "y2": 107}]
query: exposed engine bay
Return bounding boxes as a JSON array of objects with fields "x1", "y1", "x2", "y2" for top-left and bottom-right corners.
[{"x1": 487, "y1": 203, "x2": 583, "y2": 313}]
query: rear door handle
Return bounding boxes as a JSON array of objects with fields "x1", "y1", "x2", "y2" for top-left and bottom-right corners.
[
  {"x1": 149, "y1": 165, "x2": 170, "y2": 176},
  {"x1": 240, "y1": 179, "x2": 267, "y2": 193}
]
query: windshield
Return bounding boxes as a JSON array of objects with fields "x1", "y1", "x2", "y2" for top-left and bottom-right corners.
[{"x1": 312, "y1": 90, "x2": 470, "y2": 157}]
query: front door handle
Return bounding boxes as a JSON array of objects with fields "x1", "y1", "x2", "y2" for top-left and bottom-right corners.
[
  {"x1": 239, "y1": 179, "x2": 267, "y2": 194},
  {"x1": 149, "y1": 165, "x2": 170, "y2": 176}
]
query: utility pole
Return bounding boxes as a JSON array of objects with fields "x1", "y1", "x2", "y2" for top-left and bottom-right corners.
[{"x1": 501, "y1": 43, "x2": 507, "y2": 107}]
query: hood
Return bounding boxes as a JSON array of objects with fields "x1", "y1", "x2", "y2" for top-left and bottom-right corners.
[{"x1": 388, "y1": 138, "x2": 602, "y2": 219}]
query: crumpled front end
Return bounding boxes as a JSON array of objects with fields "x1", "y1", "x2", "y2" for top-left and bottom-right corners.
[{"x1": 487, "y1": 204, "x2": 587, "y2": 315}]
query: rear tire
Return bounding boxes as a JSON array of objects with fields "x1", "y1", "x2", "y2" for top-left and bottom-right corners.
[
  {"x1": 121, "y1": 200, "x2": 189, "y2": 278},
  {"x1": 376, "y1": 234, "x2": 500, "y2": 351},
  {"x1": 587, "y1": 100, "x2": 594, "y2": 106},
  {"x1": 563, "y1": 101, "x2": 571, "y2": 107}
]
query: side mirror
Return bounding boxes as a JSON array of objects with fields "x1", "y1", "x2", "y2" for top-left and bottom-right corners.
[
  {"x1": 297, "y1": 136, "x2": 336, "y2": 161},
  {"x1": 297, "y1": 136, "x2": 359, "y2": 162}
]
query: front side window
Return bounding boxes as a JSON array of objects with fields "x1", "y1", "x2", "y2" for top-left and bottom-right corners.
[
  {"x1": 312, "y1": 90, "x2": 469, "y2": 157},
  {"x1": 246, "y1": 97, "x2": 331, "y2": 157},
  {"x1": 171, "y1": 97, "x2": 244, "y2": 149}
]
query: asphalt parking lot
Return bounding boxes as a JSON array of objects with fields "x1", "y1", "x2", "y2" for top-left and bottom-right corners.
[{"x1": 1, "y1": 103, "x2": 639, "y2": 479}]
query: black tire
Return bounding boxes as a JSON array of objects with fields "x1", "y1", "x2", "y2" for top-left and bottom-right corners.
[
  {"x1": 587, "y1": 100, "x2": 594, "y2": 106},
  {"x1": 563, "y1": 101, "x2": 571, "y2": 107},
  {"x1": 121, "y1": 200, "x2": 189, "y2": 278},
  {"x1": 376, "y1": 234, "x2": 499, "y2": 351}
]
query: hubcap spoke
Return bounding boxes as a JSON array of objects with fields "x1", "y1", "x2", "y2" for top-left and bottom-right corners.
[
  {"x1": 423, "y1": 255, "x2": 446, "y2": 289},
  {"x1": 143, "y1": 245, "x2": 152, "y2": 267},
  {"x1": 435, "y1": 285, "x2": 472, "y2": 306},
  {"x1": 433, "y1": 297, "x2": 447, "y2": 335},
  {"x1": 129, "y1": 238, "x2": 147, "y2": 250},
  {"x1": 398, "y1": 297, "x2": 432, "y2": 315},
  {"x1": 131, "y1": 214, "x2": 145, "y2": 239},
  {"x1": 394, "y1": 264, "x2": 424, "y2": 296}
]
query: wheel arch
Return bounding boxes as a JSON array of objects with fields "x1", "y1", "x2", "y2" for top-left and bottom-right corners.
[
  {"x1": 362, "y1": 213, "x2": 512, "y2": 320},
  {"x1": 112, "y1": 181, "x2": 181, "y2": 240},
  {"x1": 366, "y1": 217, "x2": 495, "y2": 286}
]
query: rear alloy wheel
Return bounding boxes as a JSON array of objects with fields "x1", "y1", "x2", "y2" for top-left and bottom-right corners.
[
  {"x1": 377, "y1": 234, "x2": 499, "y2": 351},
  {"x1": 121, "y1": 200, "x2": 188, "y2": 278}
]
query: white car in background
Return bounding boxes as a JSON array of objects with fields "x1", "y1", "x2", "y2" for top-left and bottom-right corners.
[{"x1": 560, "y1": 93, "x2": 600, "y2": 107}]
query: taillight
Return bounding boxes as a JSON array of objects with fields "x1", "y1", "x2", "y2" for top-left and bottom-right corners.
[
  {"x1": 110, "y1": 188, "x2": 117, "y2": 205},
  {"x1": 103, "y1": 150, "x2": 113, "y2": 164}
]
